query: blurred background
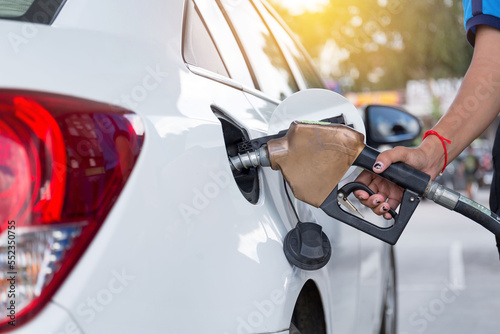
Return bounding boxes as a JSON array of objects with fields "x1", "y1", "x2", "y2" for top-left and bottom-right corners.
[
  {"x1": 269, "y1": 0, "x2": 495, "y2": 201},
  {"x1": 269, "y1": 1, "x2": 500, "y2": 333}
]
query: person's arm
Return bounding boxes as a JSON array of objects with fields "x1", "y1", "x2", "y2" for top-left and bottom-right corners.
[{"x1": 354, "y1": 25, "x2": 500, "y2": 218}]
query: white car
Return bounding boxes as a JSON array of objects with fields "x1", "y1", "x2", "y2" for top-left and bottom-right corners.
[{"x1": 0, "y1": 0, "x2": 419, "y2": 333}]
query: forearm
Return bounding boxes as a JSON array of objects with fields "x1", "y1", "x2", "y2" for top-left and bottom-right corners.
[
  {"x1": 357, "y1": 27, "x2": 500, "y2": 216},
  {"x1": 422, "y1": 26, "x2": 500, "y2": 173}
]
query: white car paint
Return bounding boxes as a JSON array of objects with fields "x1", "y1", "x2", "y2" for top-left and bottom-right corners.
[{"x1": 0, "y1": 0, "x2": 391, "y2": 333}]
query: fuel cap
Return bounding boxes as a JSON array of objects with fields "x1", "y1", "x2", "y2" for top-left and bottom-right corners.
[{"x1": 283, "y1": 222, "x2": 331, "y2": 270}]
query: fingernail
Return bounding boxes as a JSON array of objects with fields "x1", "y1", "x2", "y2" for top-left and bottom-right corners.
[
  {"x1": 374, "y1": 199, "x2": 381, "y2": 205},
  {"x1": 382, "y1": 205, "x2": 389, "y2": 212},
  {"x1": 359, "y1": 194, "x2": 368, "y2": 200},
  {"x1": 374, "y1": 162, "x2": 384, "y2": 170}
]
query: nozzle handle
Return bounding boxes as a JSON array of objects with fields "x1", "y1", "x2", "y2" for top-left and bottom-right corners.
[{"x1": 354, "y1": 146, "x2": 431, "y2": 196}]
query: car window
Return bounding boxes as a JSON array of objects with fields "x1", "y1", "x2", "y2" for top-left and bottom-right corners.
[
  {"x1": 0, "y1": 0, "x2": 33, "y2": 17},
  {"x1": 192, "y1": 0, "x2": 255, "y2": 88},
  {"x1": 182, "y1": 0, "x2": 230, "y2": 78},
  {"x1": 260, "y1": 5, "x2": 325, "y2": 89},
  {"x1": 219, "y1": 0, "x2": 298, "y2": 101},
  {"x1": 0, "y1": 0, "x2": 64, "y2": 24}
]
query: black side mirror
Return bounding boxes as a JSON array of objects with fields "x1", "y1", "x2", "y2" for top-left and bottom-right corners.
[{"x1": 364, "y1": 105, "x2": 422, "y2": 147}]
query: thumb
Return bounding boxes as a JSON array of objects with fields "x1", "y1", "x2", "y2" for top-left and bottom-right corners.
[{"x1": 372, "y1": 146, "x2": 411, "y2": 174}]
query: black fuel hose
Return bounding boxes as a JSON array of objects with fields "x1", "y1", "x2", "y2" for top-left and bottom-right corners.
[
  {"x1": 454, "y1": 196, "x2": 500, "y2": 235},
  {"x1": 497, "y1": 236, "x2": 500, "y2": 260},
  {"x1": 454, "y1": 196, "x2": 500, "y2": 260}
]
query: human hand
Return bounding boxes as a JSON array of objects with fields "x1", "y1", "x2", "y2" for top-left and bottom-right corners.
[{"x1": 353, "y1": 145, "x2": 443, "y2": 219}]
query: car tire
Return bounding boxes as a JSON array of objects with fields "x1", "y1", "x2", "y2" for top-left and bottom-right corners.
[
  {"x1": 289, "y1": 322, "x2": 301, "y2": 334},
  {"x1": 379, "y1": 246, "x2": 397, "y2": 334},
  {"x1": 289, "y1": 280, "x2": 326, "y2": 334}
]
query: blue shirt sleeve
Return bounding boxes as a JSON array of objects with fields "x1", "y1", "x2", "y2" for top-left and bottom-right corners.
[{"x1": 463, "y1": 0, "x2": 500, "y2": 46}]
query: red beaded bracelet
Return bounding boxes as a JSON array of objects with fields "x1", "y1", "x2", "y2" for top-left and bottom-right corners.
[{"x1": 423, "y1": 130, "x2": 452, "y2": 174}]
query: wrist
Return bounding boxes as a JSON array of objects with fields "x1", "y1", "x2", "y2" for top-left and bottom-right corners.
[{"x1": 419, "y1": 134, "x2": 448, "y2": 179}]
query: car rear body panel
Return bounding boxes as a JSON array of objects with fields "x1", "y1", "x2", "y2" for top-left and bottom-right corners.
[{"x1": 0, "y1": 0, "x2": 390, "y2": 333}]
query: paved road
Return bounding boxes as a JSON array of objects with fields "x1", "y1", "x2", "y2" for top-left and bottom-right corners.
[{"x1": 396, "y1": 188, "x2": 500, "y2": 334}]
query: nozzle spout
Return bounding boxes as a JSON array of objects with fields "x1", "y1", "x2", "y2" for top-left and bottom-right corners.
[{"x1": 229, "y1": 146, "x2": 270, "y2": 171}]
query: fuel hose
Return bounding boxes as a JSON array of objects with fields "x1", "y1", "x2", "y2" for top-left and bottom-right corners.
[{"x1": 453, "y1": 195, "x2": 500, "y2": 259}]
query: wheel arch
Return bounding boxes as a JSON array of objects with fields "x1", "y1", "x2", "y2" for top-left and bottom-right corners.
[{"x1": 290, "y1": 279, "x2": 327, "y2": 334}]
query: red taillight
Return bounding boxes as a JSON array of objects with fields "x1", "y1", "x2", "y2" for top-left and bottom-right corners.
[{"x1": 0, "y1": 90, "x2": 144, "y2": 330}]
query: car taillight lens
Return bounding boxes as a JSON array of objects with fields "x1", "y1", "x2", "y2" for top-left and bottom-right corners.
[{"x1": 0, "y1": 90, "x2": 144, "y2": 330}]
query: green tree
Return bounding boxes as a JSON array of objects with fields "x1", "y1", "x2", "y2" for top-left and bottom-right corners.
[{"x1": 270, "y1": 0, "x2": 473, "y2": 91}]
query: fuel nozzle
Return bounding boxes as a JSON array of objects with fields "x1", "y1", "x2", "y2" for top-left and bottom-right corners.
[
  {"x1": 229, "y1": 146, "x2": 270, "y2": 171},
  {"x1": 228, "y1": 137, "x2": 333, "y2": 271}
]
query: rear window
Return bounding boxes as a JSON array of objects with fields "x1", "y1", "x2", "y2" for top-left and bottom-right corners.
[{"x1": 0, "y1": 0, "x2": 65, "y2": 24}]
